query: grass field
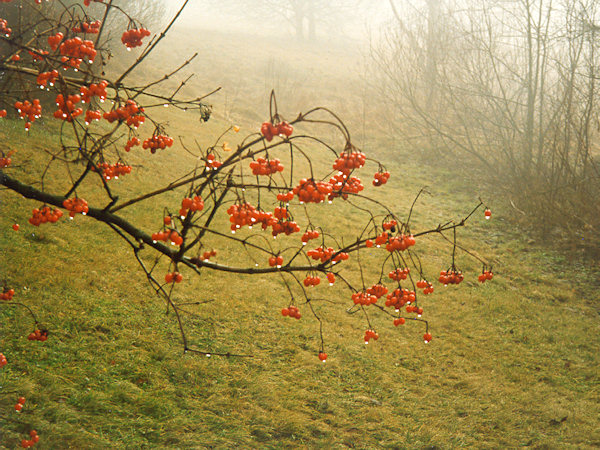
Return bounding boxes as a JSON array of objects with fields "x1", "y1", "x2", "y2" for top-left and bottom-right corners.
[{"x1": 1, "y1": 25, "x2": 600, "y2": 449}]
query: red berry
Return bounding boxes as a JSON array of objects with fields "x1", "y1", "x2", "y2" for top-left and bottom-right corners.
[
  {"x1": 423, "y1": 332, "x2": 432, "y2": 343},
  {"x1": 318, "y1": 352, "x2": 327, "y2": 362},
  {"x1": 17, "y1": 396, "x2": 26, "y2": 405},
  {"x1": 15, "y1": 403, "x2": 23, "y2": 412},
  {"x1": 12, "y1": 223, "x2": 19, "y2": 231}
]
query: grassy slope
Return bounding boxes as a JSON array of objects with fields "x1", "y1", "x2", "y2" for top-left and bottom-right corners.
[{"x1": 1, "y1": 28, "x2": 600, "y2": 449}]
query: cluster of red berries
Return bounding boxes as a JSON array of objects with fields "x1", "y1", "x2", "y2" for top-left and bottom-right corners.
[
  {"x1": 383, "y1": 220, "x2": 397, "y2": 231},
  {"x1": 37, "y1": 70, "x2": 60, "y2": 88},
  {"x1": 385, "y1": 234, "x2": 416, "y2": 252},
  {"x1": 1, "y1": 287, "x2": 15, "y2": 300},
  {"x1": 293, "y1": 179, "x2": 333, "y2": 204},
  {"x1": 0, "y1": 18, "x2": 11, "y2": 37},
  {"x1": 0, "y1": 156, "x2": 11, "y2": 167},
  {"x1": 484, "y1": 208, "x2": 492, "y2": 219},
  {"x1": 143, "y1": 135, "x2": 173, "y2": 153},
  {"x1": 228, "y1": 202, "x2": 266, "y2": 231},
  {"x1": 15, "y1": 99, "x2": 42, "y2": 130},
  {"x1": 406, "y1": 304, "x2": 424, "y2": 316},
  {"x1": 326, "y1": 272, "x2": 336, "y2": 285},
  {"x1": 104, "y1": 100, "x2": 145, "y2": 127},
  {"x1": 332, "y1": 150, "x2": 366, "y2": 173},
  {"x1": 10, "y1": 54, "x2": 20, "y2": 61},
  {"x1": 47, "y1": 32, "x2": 64, "y2": 51},
  {"x1": 268, "y1": 255, "x2": 284, "y2": 267},
  {"x1": 276, "y1": 191, "x2": 294, "y2": 202},
  {"x1": 21, "y1": 430, "x2": 40, "y2": 448},
  {"x1": 121, "y1": 28, "x2": 151, "y2": 48},
  {"x1": 28, "y1": 329, "x2": 48, "y2": 341},
  {"x1": 416, "y1": 279, "x2": 434, "y2": 294},
  {"x1": 388, "y1": 267, "x2": 409, "y2": 281},
  {"x1": 385, "y1": 288, "x2": 415, "y2": 309},
  {"x1": 54, "y1": 93, "x2": 83, "y2": 121},
  {"x1": 301, "y1": 229, "x2": 319, "y2": 244},
  {"x1": 373, "y1": 171, "x2": 390, "y2": 186},
  {"x1": 364, "y1": 329, "x2": 379, "y2": 344},
  {"x1": 124, "y1": 137, "x2": 141, "y2": 152},
  {"x1": 281, "y1": 305, "x2": 301, "y2": 319},
  {"x1": 439, "y1": 269, "x2": 464, "y2": 285},
  {"x1": 366, "y1": 283, "x2": 389, "y2": 299},
  {"x1": 393, "y1": 317, "x2": 406, "y2": 326},
  {"x1": 352, "y1": 291, "x2": 378, "y2": 305},
  {"x1": 303, "y1": 275, "x2": 321, "y2": 287},
  {"x1": 63, "y1": 197, "x2": 89, "y2": 217},
  {"x1": 0, "y1": 353, "x2": 6, "y2": 368},
  {"x1": 318, "y1": 352, "x2": 327, "y2": 362},
  {"x1": 328, "y1": 173, "x2": 364, "y2": 200},
  {"x1": 260, "y1": 121, "x2": 293, "y2": 141},
  {"x1": 80, "y1": 80, "x2": 108, "y2": 103},
  {"x1": 180, "y1": 195, "x2": 204, "y2": 217},
  {"x1": 151, "y1": 229, "x2": 183, "y2": 246},
  {"x1": 14, "y1": 396, "x2": 26, "y2": 412},
  {"x1": 306, "y1": 246, "x2": 349, "y2": 264},
  {"x1": 271, "y1": 217, "x2": 300, "y2": 237},
  {"x1": 72, "y1": 20, "x2": 101, "y2": 34},
  {"x1": 0, "y1": 109, "x2": 6, "y2": 118},
  {"x1": 249, "y1": 157, "x2": 284, "y2": 176},
  {"x1": 29, "y1": 49, "x2": 49, "y2": 62},
  {"x1": 29, "y1": 206, "x2": 63, "y2": 226},
  {"x1": 59, "y1": 37, "x2": 97, "y2": 67},
  {"x1": 93, "y1": 162, "x2": 131, "y2": 180},
  {"x1": 201, "y1": 249, "x2": 217, "y2": 261},
  {"x1": 205, "y1": 153, "x2": 222, "y2": 169},
  {"x1": 478, "y1": 270, "x2": 494, "y2": 283},
  {"x1": 84, "y1": 109, "x2": 102, "y2": 124},
  {"x1": 165, "y1": 272, "x2": 183, "y2": 283}
]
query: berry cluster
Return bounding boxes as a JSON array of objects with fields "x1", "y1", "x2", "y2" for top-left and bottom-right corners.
[
  {"x1": 20, "y1": 430, "x2": 40, "y2": 448},
  {"x1": 301, "y1": 229, "x2": 319, "y2": 244},
  {"x1": 352, "y1": 291, "x2": 378, "y2": 305},
  {"x1": 165, "y1": 272, "x2": 183, "y2": 283},
  {"x1": 36, "y1": 70, "x2": 58, "y2": 87},
  {"x1": 143, "y1": 134, "x2": 173, "y2": 153},
  {"x1": 104, "y1": 100, "x2": 145, "y2": 127},
  {"x1": 29, "y1": 49, "x2": 49, "y2": 62},
  {"x1": 478, "y1": 270, "x2": 494, "y2": 283},
  {"x1": 14, "y1": 396, "x2": 26, "y2": 412},
  {"x1": 80, "y1": 80, "x2": 108, "y2": 103},
  {"x1": 0, "y1": 156, "x2": 11, "y2": 167},
  {"x1": 151, "y1": 229, "x2": 183, "y2": 246},
  {"x1": 260, "y1": 120, "x2": 293, "y2": 141},
  {"x1": 268, "y1": 255, "x2": 284, "y2": 267},
  {"x1": 10, "y1": 54, "x2": 20, "y2": 61},
  {"x1": 366, "y1": 283, "x2": 388, "y2": 299},
  {"x1": 63, "y1": 197, "x2": 89, "y2": 217},
  {"x1": 84, "y1": 109, "x2": 102, "y2": 125},
  {"x1": 249, "y1": 157, "x2": 284, "y2": 176},
  {"x1": 1, "y1": 287, "x2": 15, "y2": 300},
  {"x1": 328, "y1": 173, "x2": 364, "y2": 200},
  {"x1": 27, "y1": 329, "x2": 48, "y2": 341},
  {"x1": 201, "y1": 249, "x2": 217, "y2": 261},
  {"x1": 54, "y1": 93, "x2": 83, "y2": 121},
  {"x1": 281, "y1": 305, "x2": 301, "y2": 319},
  {"x1": 93, "y1": 162, "x2": 132, "y2": 180},
  {"x1": 29, "y1": 206, "x2": 63, "y2": 226},
  {"x1": 373, "y1": 171, "x2": 390, "y2": 186},
  {"x1": 332, "y1": 150, "x2": 366, "y2": 173},
  {"x1": 0, "y1": 109, "x2": 6, "y2": 118},
  {"x1": 271, "y1": 218, "x2": 300, "y2": 237},
  {"x1": 59, "y1": 37, "x2": 97, "y2": 68},
  {"x1": 205, "y1": 153, "x2": 222, "y2": 169},
  {"x1": 383, "y1": 220, "x2": 397, "y2": 231},
  {"x1": 293, "y1": 178, "x2": 333, "y2": 204},
  {"x1": 0, "y1": 18, "x2": 11, "y2": 37},
  {"x1": 385, "y1": 234, "x2": 416, "y2": 252},
  {"x1": 124, "y1": 137, "x2": 141, "y2": 152},
  {"x1": 121, "y1": 28, "x2": 151, "y2": 48},
  {"x1": 385, "y1": 288, "x2": 415, "y2": 309},
  {"x1": 416, "y1": 279, "x2": 434, "y2": 294},
  {"x1": 275, "y1": 191, "x2": 293, "y2": 203},
  {"x1": 180, "y1": 195, "x2": 204, "y2": 217},
  {"x1": 306, "y1": 246, "x2": 349, "y2": 264},
  {"x1": 15, "y1": 99, "x2": 42, "y2": 130},
  {"x1": 0, "y1": 353, "x2": 6, "y2": 368},
  {"x1": 393, "y1": 317, "x2": 406, "y2": 326},
  {"x1": 388, "y1": 267, "x2": 409, "y2": 281},
  {"x1": 47, "y1": 32, "x2": 64, "y2": 51},
  {"x1": 406, "y1": 304, "x2": 424, "y2": 316},
  {"x1": 229, "y1": 203, "x2": 265, "y2": 231},
  {"x1": 72, "y1": 20, "x2": 101, "y2": 34},
  {"x1": 303, "y1": 275, "x2": 320, "y2": 287},
  {"x1": 439, "y1": 269, "x2": 464, "y2": 285},
  {"x1": 326, "y1": 272, "x2": 335, "y2": 285},
  {"x1": 364, "y1": 329, "x2": 379, "y2": 344}
]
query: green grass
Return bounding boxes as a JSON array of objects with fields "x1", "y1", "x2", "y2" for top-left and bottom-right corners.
[{"x1": 1, "y1": 28, "x2": 600, "y2": 449}]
